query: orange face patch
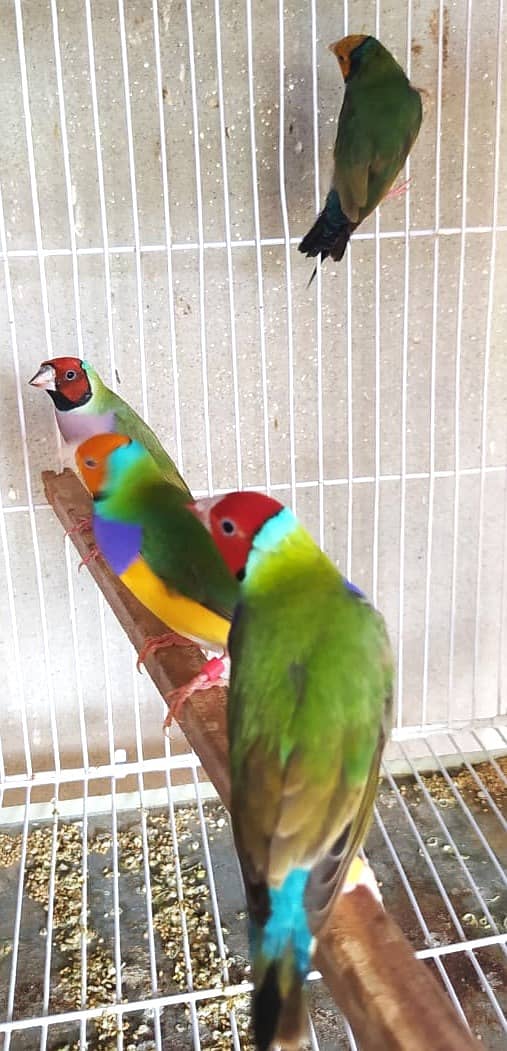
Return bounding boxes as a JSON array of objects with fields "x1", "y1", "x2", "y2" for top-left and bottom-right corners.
[
  {"x1": 76, "y1": 433, "x2": 131, "y2": 496},
  {"x1": 328, "y1": 34, "x2": 368, "y2": 80}
]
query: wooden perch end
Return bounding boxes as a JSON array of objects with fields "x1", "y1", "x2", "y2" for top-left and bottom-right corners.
[{"x1": 42, "y1": 468, "x2": 484, "y2": 1051}]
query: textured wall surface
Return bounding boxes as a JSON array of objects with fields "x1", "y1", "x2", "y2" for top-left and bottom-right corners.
[{"x1": 0, "y1": 0, "x2": 506, "y2": 777}]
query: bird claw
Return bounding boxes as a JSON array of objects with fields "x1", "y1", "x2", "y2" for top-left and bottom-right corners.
[
  {"x1": 163, "y1": 655, "x2": 230, "y2": 733},
  {"x1": 385, "y1": 176, "x2": 412, "y2": 201},
  {"x1": 78, "y1": 545, "x2": 100, "y2": 571},
  {"x1": 136, "y1": 632, "x2": 193, "y2": 672},
  {"x1": 65, "y1": 515, "x2": 93, "y2": 538}
]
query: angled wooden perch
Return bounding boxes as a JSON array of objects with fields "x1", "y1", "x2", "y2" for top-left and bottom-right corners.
[{"x1": 43, "y1": 468, "x2": 484, "y2": 1051}]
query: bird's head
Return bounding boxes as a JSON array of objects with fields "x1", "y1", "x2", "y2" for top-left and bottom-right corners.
[
  {"x1": 75, "y1": 433, "x2": 133, "y2": 498},
  {"x1": 191, "y1": 491, "x2": 285, "y2": 581},
  {"x1": 328, "y1": 34, "x2": 371, "y2": 81},
  {"x1": 29, "y1": 356, "x2": 93, "y2": 411}
]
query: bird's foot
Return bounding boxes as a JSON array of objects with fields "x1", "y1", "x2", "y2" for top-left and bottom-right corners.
[
  {"x1": 78, "y1": 545, "x2": 100, "y2": 571},
  {"x1": 163, "y1": 655, "x2": 230, "y2": 732},
  {"x1": 65, "y1": 515, "x2": 93, "y2": 538},
  {"x1": 385, "y1": 176, "x2": 412, "y2": 201},
  {"x1": 136, "y1": 632, "x2": 193, "y2": 672}
]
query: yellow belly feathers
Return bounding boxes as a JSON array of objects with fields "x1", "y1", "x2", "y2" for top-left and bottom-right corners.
[{"x1": 121, "y1": 557, "x2": 230, "y2": 652}]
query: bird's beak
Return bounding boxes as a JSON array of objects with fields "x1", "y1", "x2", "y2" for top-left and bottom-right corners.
[
  {"x1": 328, "y1": 40, "x2": 339, "y2": 55},
  {"x1": 188, "y1": 495, "x2": 222, "y2": 532},
  {"x1": 29, "y1": 363, "x2": 56, "y2": 391}
]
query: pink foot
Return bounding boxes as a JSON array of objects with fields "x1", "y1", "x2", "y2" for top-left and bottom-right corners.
[
  {"x1": 163, "y1": 655, "x2": 230, "y2": 731},
  {"x1": 78, "y1": 545, "x2": 100, "y2": 571},
  {"x1": 385, "y1": 176, "x2": 412, "y2": 201},
  {"x1": 65, "y1": 515, "x2": 93, "y2": 538},
  {"x1": 136, "y1": 632, "x2": 194, "y2": 673}
]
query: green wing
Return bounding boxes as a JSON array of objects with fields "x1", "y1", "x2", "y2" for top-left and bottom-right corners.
[
  {"x1": 334, "y1": 77, "x2": 422, "y2": 222},
  {"x1": 112, "y1": 397, "x2": 191, "y2": 496},
  {"x1": 138, "y1": 484, "x2": 239, "y2": 620}
]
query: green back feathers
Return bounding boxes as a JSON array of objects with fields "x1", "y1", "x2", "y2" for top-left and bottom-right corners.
[
  {"x1": 83, "y1": 362, "x2": 191, "y2": 496},
  {"x1": 227, "y1": 508, "x2": 393, "y2": 922},
  {"x1": 334, "y1": 37, "x2": 422, "y2": 223},
  {"x1": 99, "y1": 441, "x2": 239, "y2": 620}
]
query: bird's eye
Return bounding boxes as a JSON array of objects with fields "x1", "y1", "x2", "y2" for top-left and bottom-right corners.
[
  {"x1": 84, "y1": 457, "x2": 98, "y2": 469},
  {"x1": 236, "y1": 568, "x2": 245, "y2": 582},
  {"x1": 338, "y1": 54, "x2": 344, "y2": 62},
  {"x1": 220, "y1": 519, "x2": 236, "y2": 535},
  {"x1": 65, "y1": 369, "x2": 77, "y2": 380}
]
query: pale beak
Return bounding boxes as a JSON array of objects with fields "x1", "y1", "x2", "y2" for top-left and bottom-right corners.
[
  {"x1": 188, "y1": 494, "x2": 223, "y2": 531},
  {"x1": 29, "y1": 363, "x2": 56, "y2": 391}
]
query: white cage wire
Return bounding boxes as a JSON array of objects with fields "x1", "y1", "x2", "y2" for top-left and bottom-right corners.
[{"x1": 0, "y1": 0, "x2": 506, "y2": 1047}]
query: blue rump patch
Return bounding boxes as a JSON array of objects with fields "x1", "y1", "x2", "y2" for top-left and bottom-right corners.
[{"x1": 259, "y1": 869, "x2": 312, "y2": 976}]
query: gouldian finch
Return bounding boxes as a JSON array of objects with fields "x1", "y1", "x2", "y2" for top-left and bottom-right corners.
[
  {"x1": 29, "y1": 357, "x2": 190, "y2": 496},
  {"x1": 299, "y1": 35, "x2": 422, "y2": 273},
  {"x1": 192, "y1": 491, "x2": 393, "y2": 1050},
  {"x1": 75, "y1": 433, "x2": 239, "y2": 720}
]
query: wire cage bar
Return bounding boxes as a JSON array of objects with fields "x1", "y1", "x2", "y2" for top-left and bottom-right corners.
[{"x1": 0, "y1": 0, "x2": 506, "y2": 1047}]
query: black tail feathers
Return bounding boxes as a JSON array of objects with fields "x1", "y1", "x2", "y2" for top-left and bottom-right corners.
[
  {"x1": 298, "y1": 189, "x2": 356, "y2": 282},
  {"x1": 253, "y1": 960, "x2": 307, "y2": 1051}
]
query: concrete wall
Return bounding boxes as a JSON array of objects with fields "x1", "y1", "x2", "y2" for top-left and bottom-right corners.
[{"x1": 0, "y1": 0, "x2": 506, "y2": 778}]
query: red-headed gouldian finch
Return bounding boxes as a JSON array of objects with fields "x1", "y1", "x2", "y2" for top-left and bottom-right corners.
[
  {"x1": 29, "y1": 356, "x2": 190, "y2": 496},
  {"x1": 192, "y1": 491, "x2": 393, "y2": 1050},
  {"x1": 299, "y1": 35, "x2": 422, "y2": 277}
]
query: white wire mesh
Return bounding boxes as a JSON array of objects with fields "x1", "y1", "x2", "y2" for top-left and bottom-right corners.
[{"x1": 0, "y1": 0, "x2": 506, "y2": 1046}]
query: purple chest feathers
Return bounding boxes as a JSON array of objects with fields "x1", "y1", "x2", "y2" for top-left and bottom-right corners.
[
  {"x1": 56, "y1": 408, "x2": 116, "y2": 445},
  {"x1": 93, "y1": 514, "x2": 143, "y2": 575}
]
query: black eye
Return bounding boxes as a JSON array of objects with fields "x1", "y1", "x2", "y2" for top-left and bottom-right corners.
[
  {"x1": 236, "y1": 568, "x2": 245, "y2": 582},
  {"x1": 65, "y1": 369, "x2": 77, "y2": 380},
  {"x1": 221, "y1": 519, "x2": 235, "y2": 535},
  {"x1": 84, "y1": 457, "x2": 97, "y2": 468}
]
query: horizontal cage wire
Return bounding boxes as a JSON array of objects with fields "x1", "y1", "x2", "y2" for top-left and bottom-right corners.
[{"x1": 0, "y1": 0, "x2": 506, "y2": 1048}]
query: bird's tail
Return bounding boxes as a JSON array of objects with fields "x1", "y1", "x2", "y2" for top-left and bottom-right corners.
[
  {"x1": 299, "y1": 189, "x2": 356, "y2": 281},
  {"x1": 253, "y1": 950, "x2": 307, "y2": 1051},
  {"x1": 249, "y1": 870, "x2": 312, "y2": 1051}
]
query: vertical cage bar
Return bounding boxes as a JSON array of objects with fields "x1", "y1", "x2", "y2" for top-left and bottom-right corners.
[
  {"x1": 213, "y1": 0, "x2": 243, "y2": 489},
  {"x1": 421, "y1": 0, "x2": 444, "y2": 729},
  {"x1": 9, "y1": 0, "x2": 61, "y2": 774},
  {"x1": 278, "y1": 0, "x2": 297, "y2": 512},
  {"x1": 79, "y1": 784, "x2": 89, "y2": 1050},
  {"x1": 448, "y1": 0, "x2": 473, "y2": 720},
  {"x1": 245, "y1": 0, "x2": 272, "y2": 493},
  {"x1": 474, "y1": 0, "x2": 504, "y2": 716},
  {"x1": 151, "y1": 0, "x2": 185, "y2": 475},
  {"x1": 190, "y1": 768, "x2": 242, "y2": 1050},
  {"x1": 0, "y1": 485, "x2": 32, "y2": 778},
  {"x1": 117, "y1": 0, "x2": 148, "y2": 419},
  {"x1": 84, "y1": 0, "x2": 117, "y2": 384},
  {"x1": 184, "y1": 0, "x2": 214, "y2": 493},
  {"x1": 310, "y1": 0, "x2": 324, "y2": 549},
  {"x1": 164, "y1": 739, "x2": 202, "y2": 1050},
  {"x1": 98, "y1": 596, "x2": 124, "y2": 1050},
  {"x1": 38, "y1": 800, "x2": 60, "y2": 1051},
  {"x1": 130, "y1": 659, "x2": 163, "y2": 1050},
  {"x1": 4, "y1": 789, "x2": 32, "y2": 1051},
  {"x1": 371, "y1": 0, "x2": 381, "y2": 607},
  {"x1": 396, "y1": 0, "x2": 414, "y2": 731}
]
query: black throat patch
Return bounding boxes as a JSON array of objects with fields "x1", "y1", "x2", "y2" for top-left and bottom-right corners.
[{"x1": 46, "y1": 387, "x2": 92, "y2": 412}]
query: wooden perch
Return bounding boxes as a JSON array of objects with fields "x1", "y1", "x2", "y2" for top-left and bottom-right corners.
[{"x1": 43, "y1": 468, "x2": 484, "y2": 1051}]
